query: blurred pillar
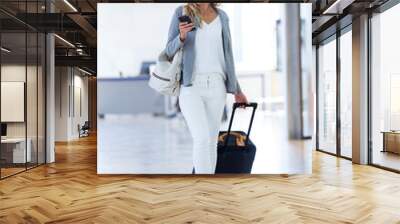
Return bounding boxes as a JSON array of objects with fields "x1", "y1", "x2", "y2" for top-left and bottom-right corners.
[
  {"x1": 46, "y1": 0, "x2": 55, "y2": 163},
  {"x1": 282, "y1": 4, "x2": 302, "y2": 139},
  {"x1": 352, "y1": 14, "x2": 369, "y2": 164}
]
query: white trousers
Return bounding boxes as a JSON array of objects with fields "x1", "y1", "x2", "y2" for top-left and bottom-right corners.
[{"x1": 179, "y1": 73, "x2": 227, "y2": 174}]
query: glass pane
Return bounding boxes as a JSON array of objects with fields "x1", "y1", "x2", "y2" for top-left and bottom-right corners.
[
  {"x1": 301, "y1": 5, "x2": 313, "y2": 138},
  {"x1": 317, "y1": 38, "x2": 337, "y2": 154},
  {"x1": 38, "y1": 32, "x2": 45, "y2": 165},
  {"x1": 371, "y1": 4, "x2": 400, "y2": 171},
  {"x1": 1, "y1": 31, "x2": 27, "y2": 177},
  {"x1": 27, "y1": 31, "x2": 38, "y2": 169},
  {"x1": 0, "y1": 1, "x2": 46, "y2": 178},
  {"x1": 340, "y1": 30, "x2": 352, "y2": 158},
  {"x1": 26, "y1": 0, "x2": 38, "y2": 169}
]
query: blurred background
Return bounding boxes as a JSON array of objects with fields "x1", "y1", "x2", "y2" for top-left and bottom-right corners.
[{"x1": 97, "y1": 3, "x2": 313, "y2": 174}]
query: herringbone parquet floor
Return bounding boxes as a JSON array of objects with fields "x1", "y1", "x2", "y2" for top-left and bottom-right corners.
[{"x1": 1, "y1": 135, "x2": 400, "y2": 224}]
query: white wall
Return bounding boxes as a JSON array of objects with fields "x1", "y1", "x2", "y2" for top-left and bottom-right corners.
[
  {"x1": 223, "y1": 4, "x2": 281, "y2": 71},
  {"x1": 71, "y1": 74, "x2": 89, "y2": 138},
  {"x1": 55, "y1": 67, "x2": 69, "y2": 141},
  {"x1": 1, "y1": 63, "x2": 46, "y2": 164},
  {"x1": 1, "y1": 65, "x2": 37, "y2": 138},
  {"x1": 55, "y1": 67, "x2": 89, "y2": 141},
  {"x1": 98, "y1": 3, "x2": 180, "y2": 78},
  {"x1": 98, "y1": 3, "x2": 287, "y2": 78}
]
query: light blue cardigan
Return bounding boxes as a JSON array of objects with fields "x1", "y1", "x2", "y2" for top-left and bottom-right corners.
[{"x1": 165, "y1": 6, "x2": 242, "y2": 94}]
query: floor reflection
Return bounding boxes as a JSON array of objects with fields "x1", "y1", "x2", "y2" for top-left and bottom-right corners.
[
  {"x1": 372, "y1": 150, "x2": 400, "y2": 171},
  {"x1": 98, "y1": 111, "x2": 312, "y2": 174}
]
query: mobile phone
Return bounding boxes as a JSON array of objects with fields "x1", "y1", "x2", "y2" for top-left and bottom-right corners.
[
  {"x1": 178, "y1": 15, "x2": 192, "y2": 24},
  {"x1": 178, "y1": 15, "x2": 195, "y2": 31}
]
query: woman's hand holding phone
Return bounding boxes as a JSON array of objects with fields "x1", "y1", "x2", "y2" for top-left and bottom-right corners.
[{"x1": 179, "y1": 22, "x2": 194, "y2": 42}]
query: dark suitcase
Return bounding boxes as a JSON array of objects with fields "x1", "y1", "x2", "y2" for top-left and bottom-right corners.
[{"x1": 215, "y1": 102, "x2": 257, "y2": 174}]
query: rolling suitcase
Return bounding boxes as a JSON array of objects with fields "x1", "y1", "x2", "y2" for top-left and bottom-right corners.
[{"x1": 215, "y1": 102, "x2": 258, "y2": 174}]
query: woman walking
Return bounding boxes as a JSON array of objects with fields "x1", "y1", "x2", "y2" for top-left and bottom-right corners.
[{"x1": 165, "y1": 3, "x2": 248, "y2": 174}]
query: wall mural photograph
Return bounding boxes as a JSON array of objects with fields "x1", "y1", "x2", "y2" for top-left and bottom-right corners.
[{"x1": 97, "y1": 3, "x2": 313, "y2": 174}]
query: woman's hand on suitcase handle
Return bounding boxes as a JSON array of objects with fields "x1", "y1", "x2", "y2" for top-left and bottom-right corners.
[{"x1": 234, "y1": 92, "x2": 248, "y2": 108}]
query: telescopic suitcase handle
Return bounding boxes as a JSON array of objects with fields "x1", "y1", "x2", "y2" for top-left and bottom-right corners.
[{"x1": 224, "y1": 102, "x2": 258, "y2": 147}]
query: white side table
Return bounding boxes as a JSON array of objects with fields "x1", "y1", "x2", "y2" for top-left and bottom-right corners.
[{"x1": 1, "y1": 138, "x2": 32, "y2": 163}]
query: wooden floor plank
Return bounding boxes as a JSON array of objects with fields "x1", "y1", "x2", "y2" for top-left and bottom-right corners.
[{"x1": 0, "y1": 135, "x2": 400, "y2": 223}]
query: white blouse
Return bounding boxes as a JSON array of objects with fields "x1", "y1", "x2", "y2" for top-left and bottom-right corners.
[{"x1": 192, "y1": 15, "x2": 226, "y2": 80}]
